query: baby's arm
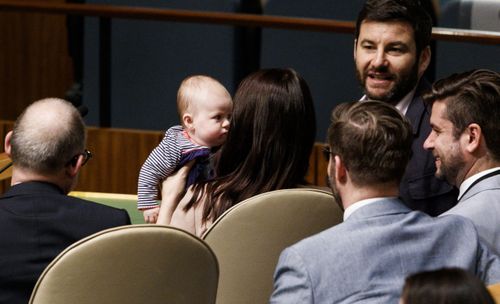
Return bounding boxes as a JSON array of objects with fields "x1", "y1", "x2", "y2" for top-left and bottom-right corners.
[
  {"x1": 138, "y1": 128, "x2": 181, "y2": 212},
  {"x1": 142, "y1": 207, "x2": 160, "y2": 223}
]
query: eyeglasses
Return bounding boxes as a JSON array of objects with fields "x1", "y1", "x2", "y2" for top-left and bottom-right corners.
[
  {"x1": 322, "y1": 146, "x2": 332, "y2": 161},
  {"x1": 66, "y1": 149, "x2": 93, "y2": 167}
]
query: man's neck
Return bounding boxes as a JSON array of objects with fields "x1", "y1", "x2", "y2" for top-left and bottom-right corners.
[
  {"x1": 459, "y1": 158, "x2": 500, "y2": 187},
  {"x1": 10, "y1": 167, "x2": 68, "y2": 193},
  {"x1": 340, "y1": 182, "x2": 399, "y2": 210}
]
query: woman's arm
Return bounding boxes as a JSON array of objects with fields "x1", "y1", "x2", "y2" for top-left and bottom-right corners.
[
  {"x1": 168, "y1": 185, "x2": 212, "y2": 237},
  {"x1": 156, "y1": 162, "x2": 193, "y2": 225},
  {"x1": 157, "y1": 161, "x2": 211, "y2": 236}
]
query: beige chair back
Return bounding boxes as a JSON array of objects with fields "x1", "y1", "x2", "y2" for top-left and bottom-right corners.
[
  {"x1": 30, "y1": 225, "x2": 219, "y2": 304},
  {"x1": 202, "y1": 188, "x2": 343, "y2": 304}
]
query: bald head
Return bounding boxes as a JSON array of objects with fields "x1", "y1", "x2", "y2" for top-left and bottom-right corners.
[{"x1": 9, "y1": 98, "x2": 86, "y2": 175}]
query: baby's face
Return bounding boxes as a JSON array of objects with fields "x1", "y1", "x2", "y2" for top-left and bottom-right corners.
[{"x1": 189, "y1": 89, "x2": 232, "y2": 147}]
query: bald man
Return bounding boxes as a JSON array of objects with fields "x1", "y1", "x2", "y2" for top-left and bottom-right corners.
[{"x1": 0, "y1": 98, "x2": 130, "y2": 304}]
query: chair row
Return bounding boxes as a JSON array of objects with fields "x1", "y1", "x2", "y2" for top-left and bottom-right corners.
[
  {"x1": 31, "y1": 188, "x2": 343, "y2": 304},
  {"x1": 32, "y1": 187, "x2": 500, "y2": 303}
]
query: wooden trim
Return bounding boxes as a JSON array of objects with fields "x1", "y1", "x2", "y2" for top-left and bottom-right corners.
[
  {"x1": 432, "y1": 27, "x2": 500, "y2": 45},
  {"x1": 1, "y1": 0, "x2": 500, "y2": 45},
  {"x1": 69, "y1": 191, "x2": 137, "y2": 200},
  {"x1": 1, "y1": 120, "x2": 328, "y2": 194}
]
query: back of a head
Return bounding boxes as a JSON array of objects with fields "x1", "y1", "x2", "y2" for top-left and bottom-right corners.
[
  {"x1": 219, "y1": 67, "x2": 316, "y2": 185},
  {"x1": 201, "y1": 68, "x2": 316, "y2": 220},
  {"x1": 328, "y1": 101, "x2": 413, "y2": 186},
  {"x1": 10, "y1": 98, "x2": 86, "y2": 175},
  {"x1": 355, "y1": 0, "x2": 432, "y2": 55},
  {"x1": 401, "y1": 268, "x2": 495, "y2": 304},
  {"x1": 424, "y1": 69, "x2": 500, "y2": 161}
]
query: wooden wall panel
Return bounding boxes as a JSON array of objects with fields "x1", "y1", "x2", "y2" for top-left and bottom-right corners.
[
  {"x1": 0, "y1": 120, "x2": 14, "y2": 193},
  {"x1": 315, "y1": 144, "x2": 329, "y2": 187},
  {"x1": 0, "y1": 4, "x2": 73, "y2": 120},
  {"x1": 77, "y1": 127, "x2": 164, "y2": 194},
  {"x1": 0, "y1": 120, "x2": 329, "y2": 195}
]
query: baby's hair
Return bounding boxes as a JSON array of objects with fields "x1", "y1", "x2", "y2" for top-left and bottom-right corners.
[{"x1": 176, "y1": 75, "x2": 229, "y2": 124}]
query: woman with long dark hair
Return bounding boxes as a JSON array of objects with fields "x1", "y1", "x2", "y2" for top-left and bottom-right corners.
[{"x1": 157, "y1": 68, "x2": 316, "y2": 236}]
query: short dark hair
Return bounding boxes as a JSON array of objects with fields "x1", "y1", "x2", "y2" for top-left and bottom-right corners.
[
  {"x1": 328, "y1": 101, "x2": 413, "y2": 185},
  {"x1": 355, "y1": 0, "x2": 432, "y2": 55},
  {"x1": 424, "y1": 69, "x2": 500, "y2": 161},
  {"x1": 402, "y1": 268, "x2": 495, "y2": 304}
]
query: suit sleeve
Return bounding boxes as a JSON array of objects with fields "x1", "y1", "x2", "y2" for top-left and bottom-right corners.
[
  {"x1": 122, "y1": 209, "x2": 131, "y2": 225},
  {"x1": 270, "y1": 247, "x2": 314, "y2": 304},
  {"x1": 476, "y1": 238, "x2": 500, "y2": 285}
]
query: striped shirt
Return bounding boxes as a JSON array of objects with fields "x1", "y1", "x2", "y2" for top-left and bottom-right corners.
[{"x1": 137, "y1": 125, "x2": 211, "y2": 210}]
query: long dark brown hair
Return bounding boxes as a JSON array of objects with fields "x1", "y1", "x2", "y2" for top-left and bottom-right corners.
[{"x1": 186, "y1": 68, "x2": 316, "y2": 223}]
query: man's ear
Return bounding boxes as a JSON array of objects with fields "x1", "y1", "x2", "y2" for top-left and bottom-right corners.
[
  {"x1": 463, "y1": 123, "x2": 482, "y2": 154},
  {"x1": 353, "y1": 39, "x2": 358, "y2": 61},
  {"x1": 417, "y1": 46, "x2": 431, "y2": 79},
  {"x1": 66, "y1": 154, "x2": 84, "y2": 178},
  {"x1": 182, "y1": 113, "x2": 194, "y2": 130},
  {"x1": 4, "y1": 131, "x2": 13, "y2": 157},
  {"x1": 334, "y1": 155, "x2": 348, "y2": 184}
]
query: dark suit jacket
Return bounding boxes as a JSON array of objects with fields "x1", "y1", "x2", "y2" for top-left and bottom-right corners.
[
  {"x1": 0, "y1": 181, "x2": 131, "y2": 304},
  {"x1": 400, "y1": 80, "x2": 458, "y2": 216}
]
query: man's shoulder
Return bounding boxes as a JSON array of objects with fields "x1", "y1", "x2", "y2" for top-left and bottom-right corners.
[
  {"x1": 66, "y1": 195, "x2": 126, "y2": 212},
  {"x1": 445, "y1": 188, "x2": 500, "y2": 219},
  {"x1": 64, "y1": 195, "x2": 131, "y2": 225},
  {"x1": 290, "y1": 208, "x2": 476, "y2": 251}
]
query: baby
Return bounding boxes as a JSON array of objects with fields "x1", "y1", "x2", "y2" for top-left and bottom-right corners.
[{"x1": 137, "y1": 75, "x2": 232, "y2": 223}]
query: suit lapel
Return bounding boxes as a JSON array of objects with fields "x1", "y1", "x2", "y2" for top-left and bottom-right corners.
[
  {"x1": 460, "y1": 173, "x2": 500, "y2": 202},
  {"x1": 404, "y1": 79, "x2": 431, "y2": 136}
]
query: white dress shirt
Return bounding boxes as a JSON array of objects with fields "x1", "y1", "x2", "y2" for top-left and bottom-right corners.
[
  {"x1": 458, "y1": 167, "x2": 500, "y2": 201},
  {"x1": 344, "y1": 197, "x2": 398, "y2": 221},
  {"x1": 360, "y1": 86, "x2": 417, "y2": 115}
]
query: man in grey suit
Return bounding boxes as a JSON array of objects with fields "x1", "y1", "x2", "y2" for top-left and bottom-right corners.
[
  {"x1": 270, "y1": 101, "x2": 500, "y2": 304},
  {"x1": 423, "y1": 69, "x2": 500, "y2": 253}
]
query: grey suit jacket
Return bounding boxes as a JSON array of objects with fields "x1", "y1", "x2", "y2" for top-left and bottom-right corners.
[
  {"x1": 270, "y1": 198, "x2": 500, "y2": 304},
  {"x1": 442, "y1": 173, "x2": 500, "y2": 254}
]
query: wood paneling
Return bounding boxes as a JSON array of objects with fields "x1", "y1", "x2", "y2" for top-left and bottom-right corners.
[
  {"x1": 78, "y1": 127, "x2": 164, "y2": 194},
  {"x1": 0, "y1": 2, "x2": 73, "y2": 121},
  {"x1": 0, "y1": 120, "x2": 329, "y2": 194},
  {"x1": 0, "y1": 120, "x2": 14, "y2": 193}
]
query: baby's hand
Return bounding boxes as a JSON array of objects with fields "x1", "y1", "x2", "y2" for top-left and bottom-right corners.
[{"x1": 143, "y1": 207, "x2": 160, "y2": 223}]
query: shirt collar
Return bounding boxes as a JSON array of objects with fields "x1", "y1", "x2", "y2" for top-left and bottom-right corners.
[
  {"x1": 458, "y1": 167, "x2": 500, "y2": 201},
  {"x1": 360, "y1": 87, "x2": 417, "y2": 115},
  {"x1": 343, "y1": 197, "x2": 398, "y2": 220}
]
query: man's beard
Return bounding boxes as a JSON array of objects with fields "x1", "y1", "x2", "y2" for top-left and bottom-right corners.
[
  {"x1": 328, "y1": 173, "x2": 343, "y2": 212},
  {"x1": 356, "y1": 60, "x2": 420, "y2": 105},
  {"x1": 435, "y1": 150, "x2": 466, "y2": 187}
]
